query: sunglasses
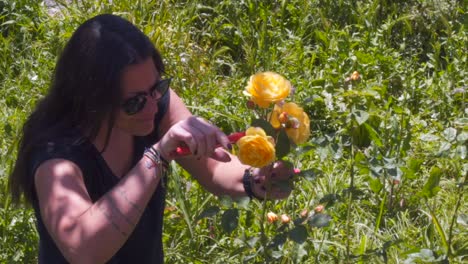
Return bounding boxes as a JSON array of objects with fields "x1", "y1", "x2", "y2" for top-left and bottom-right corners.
[{"x1": 121, "y1": 78, "x2": 171, "y2": 115}]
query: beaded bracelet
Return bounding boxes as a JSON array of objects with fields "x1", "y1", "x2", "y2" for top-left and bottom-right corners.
[
  {"x1": 143, "y1": 146, "x2": 168, "y2": 182},
  {"x1": 242, "y1": 169, "x2": 263, "y2": 200},
  {"x1": 145, "y1": 146, "x2": 169, "y2": 169}
]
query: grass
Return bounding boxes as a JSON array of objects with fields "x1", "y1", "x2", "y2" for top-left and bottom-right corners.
[{"x1": 1, "y1": 0, "x2": 467, "y2": 263}]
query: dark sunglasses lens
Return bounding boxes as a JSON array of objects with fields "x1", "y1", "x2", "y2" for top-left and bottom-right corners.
[
  {"x1": 123, "y1": 95, "x2": 146, "y2": 115},
  {"x1": 151, "y1": 78, "x2": 171, "y2": 99}
]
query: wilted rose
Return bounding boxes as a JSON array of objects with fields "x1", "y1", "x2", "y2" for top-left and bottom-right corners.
[
  {"x1": 270, "y1": 102, "x2": 311, "y2": 144},
  {"x1": 237, "y1": 127, "x2": 275, "y2": 168},
  {"x1": 244, "y1": 72, "x2": 291, "y2": 108}
]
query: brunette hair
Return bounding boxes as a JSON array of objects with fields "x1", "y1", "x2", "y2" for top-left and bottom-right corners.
[{"x1": 9, "y1": 14, "x2": 165, "y2": 204}]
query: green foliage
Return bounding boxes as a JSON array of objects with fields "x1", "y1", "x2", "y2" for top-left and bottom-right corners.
[{"x1": 1, "y1": 0, "x2": 467, "y2": 263}]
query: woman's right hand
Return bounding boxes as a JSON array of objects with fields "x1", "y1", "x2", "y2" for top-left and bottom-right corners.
[{"x1": 153, "y1": 116, "x2": 232, "y2": 162}]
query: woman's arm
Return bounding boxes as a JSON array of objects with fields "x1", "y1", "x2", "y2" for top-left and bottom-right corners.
[
  {"x1": 35, "y1": 155, "x2": 163, "y2": 263},
  {"x1": 160, "y1": 89, "x2": 293, "y2": 199},
  {"x1": 34, "y1": 104, "x2": 231, "y2": 263}
]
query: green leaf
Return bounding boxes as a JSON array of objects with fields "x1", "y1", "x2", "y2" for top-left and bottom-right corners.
[
  {"x1": 308, "y1": 214, "x2": 332, "y2": 228},
  {"x1": 221, "y1": 209, "x2": 239, "y2": 233},
  {"x1": 420, "y1": 133, "x2": 439, "y2": 141},
  {"x1": 457, "y1": 214, "x2": 468, "y2": 226},
  {"x1": 442, "y1": 127, "x2": 457, "y2": 142},
  {"x1": 298, "y1": 168, "x2": 323, "y2": 181},
  {"x1": 196, "y1": 206, "x2": 220, "y2": 220},
  {"x1": 363, "y1": 123, "x2": 383, "y2": 147},
  {"x1": 271, "y1": 250, "x2": 283, "y2": 259},
  {"x1": 247, "y1": 236, "x2": 260, "y2": 248},
  {"x1": 404, "y1": 158, "x2": 423, "y2": 179},
  {"x1": 369, "y1": 177, "x2": 383, "y2": 193},
  {"x1": 437, "y1": 141, "x2": 452, "y2": 154},
  {"x1": 276, "y1": 128, "x2": 290, "y2": 158},
  {"x1": 421, "y1": 167, "x2": 442, "y2": 198},
  {"x1": 456, "y1": 145, "x2": 467, "y2": 159},
  {"x1": 353, "y1": 110, "x2": 370, "y2": 125},
  {"x1": 310, "y1": 79, "x2": 325, "y2": 87},
  {"x1": 270, "y1": 233, "x2": 287, "y2": 248},
  {"x1": 457, "y1": 132, "x2": 468, "y2": 142},
  {"x1": 251, "y1": 119, "x2": 276, "y2": 137},
  {"x1": 288, "y1": 225, "x2": 308, "y2": 244},
  {"x1": 320, "y1": 194, "x2": 340, "y2": 205},
  {"x1": 219, "y1": 195, "x2": 233, "y2": 208},
  {"x1": 232, "y1": 196, "x2": 250, "y2": 209},
  {"x1": 212, "y1": 46, "x2": 231, "y2": 58},
  {"x1": 408, "y1": 158, "x2": 423, "y2": 173}
]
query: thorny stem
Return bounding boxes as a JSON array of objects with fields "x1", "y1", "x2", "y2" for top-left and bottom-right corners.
[{"x1": 260, "y1": 163, "x2": 274, "y2": 262}]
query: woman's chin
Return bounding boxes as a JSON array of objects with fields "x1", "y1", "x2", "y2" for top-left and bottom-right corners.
[{"x1": 132, "y1": 124, "x2": 154, "y2": 136}]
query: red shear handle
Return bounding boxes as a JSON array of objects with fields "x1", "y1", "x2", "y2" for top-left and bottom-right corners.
[{"x1": 173, "y1": 131, "x2": 245, "y2": 156}]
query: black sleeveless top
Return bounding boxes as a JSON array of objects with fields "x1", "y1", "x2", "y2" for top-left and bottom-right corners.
[{"x1": 30, "y1": 92, "x2": 170, "y2": 263}]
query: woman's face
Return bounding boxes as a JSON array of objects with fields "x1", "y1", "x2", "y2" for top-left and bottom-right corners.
[{"x1": 115, "y1": 57, "x2": 161, "y2": 136}]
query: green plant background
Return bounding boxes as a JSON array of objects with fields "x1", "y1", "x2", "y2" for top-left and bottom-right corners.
[{"x1": 0, "y1": 0, "x2": 466, "y2": 263}]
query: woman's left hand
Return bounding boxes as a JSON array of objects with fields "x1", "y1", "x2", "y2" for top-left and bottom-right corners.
[{"x1": 249, "y1": 161, "x2": 295, "y2": 200}]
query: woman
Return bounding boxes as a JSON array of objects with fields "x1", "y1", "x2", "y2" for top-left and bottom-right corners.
[{"x1": 9, "y1": 14, "x2": 292, "y2": 263}]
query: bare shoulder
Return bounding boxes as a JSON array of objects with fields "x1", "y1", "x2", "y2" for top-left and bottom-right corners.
[
  {"x1": 34, "y1": 158, "x2": 85, "y2": 188},
  {"x1": 34, "y1": 158, "x2": 92, "y2": 219}
]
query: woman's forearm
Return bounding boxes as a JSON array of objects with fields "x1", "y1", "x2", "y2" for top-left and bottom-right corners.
[
  {"x1": 177, "y1": 154, "x2": 248, "y2": 198},
  {"x1": 40, "y1": 156, "x2": 163, "y2": 264}
]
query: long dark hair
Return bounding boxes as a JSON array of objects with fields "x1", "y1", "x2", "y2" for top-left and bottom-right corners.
[{"x1": 9, "y1": 14, "x2": 165, "y2": 204}]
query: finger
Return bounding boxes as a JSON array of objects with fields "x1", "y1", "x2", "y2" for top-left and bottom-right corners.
[
  {"x1": 190, "y1": 116, "x2": 230, "y2": 151},
  {"x1": 215, "y1": 129, "x2": 230, "y2": 151},
  {"x1": 252, "y1": 183, "x2": 291, "y2": 200},
  {"x1": 190, "y1": 126, "x2": 205, "y2": 157},
  {"x1": 210, "y1": 148, "x2": 232, "y2": 163},
  {"x1": 190, "y1": 117, "x2": 218, "y2": 156},
  {"x1": 271, "y1": 161, "x2": 294, "y2": 180},
  {"x1": 170, "y1": 124, "x2": 199, "y2": 157}
]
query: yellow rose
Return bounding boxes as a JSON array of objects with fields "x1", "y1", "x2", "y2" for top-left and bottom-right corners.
[
  {"x1": 237, "y1": 127, "x2": 276, "y2": 168},
  {"x1": 270, "y1": 102, "x2": 311, "y2": 144},
  {"x1": 244, "y1": 72, "x2": 291, "y2": 108}
]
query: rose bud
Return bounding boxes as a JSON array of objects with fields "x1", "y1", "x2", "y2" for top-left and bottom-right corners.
[
  {"x1": 314, "y1": 205, "x2": 325, "y2": 213},
  {"x1": 267, "y1": 212, "x2": 278, "y2": 223},
  {"x1": 350, "y1": 71, "x2": 360, "y2": 81},
  {"x1": 278, "y1": 112, "x2": 289, "y2": 124},
  {"x1": 294, "y1": 168, "x2": 301, "y2": 174},
  {"x1": 246, "y1": 100, "x2": 256, "y2": 109},
  {"x1": 299, "y1": 209, "x2": 309, "y2": 218},
  {"x1": 280, "y1": 214, "x2": 291, "y2": 224}
]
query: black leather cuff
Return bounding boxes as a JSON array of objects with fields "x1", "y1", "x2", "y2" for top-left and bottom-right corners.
[{"x1": 242, "y1": 169, "x2": 262, "y2": 200}]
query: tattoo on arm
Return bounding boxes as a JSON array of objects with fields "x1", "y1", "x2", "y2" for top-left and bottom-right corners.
[
  {"x1": 116, "y1": 187, "x2": 143, "y2": 214},
  {"x1": 97, "y1": 203, "x2": 129, "y2": 237}
]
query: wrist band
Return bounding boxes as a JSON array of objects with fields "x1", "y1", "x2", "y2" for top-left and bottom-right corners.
[
  {"x1": 242, "y1": 169, "x2": 262, "y2": 200},
  {"x1": 144, "y1": 147, "x2": 168, "y2": 183},
  {"x1": 145, "y1": 146, "x2": 169, "y2": 169}
]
